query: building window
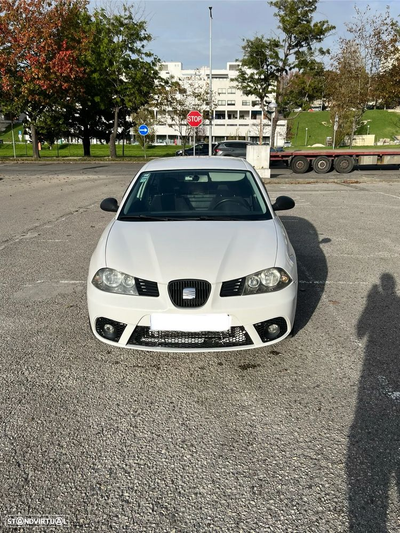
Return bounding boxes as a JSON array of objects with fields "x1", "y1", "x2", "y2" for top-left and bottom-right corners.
[
  {"x1": 217, "y1": 100, "x2": 226, "y2": 106},
  {"x1": 227, "y1": 87, "x2": 236, "y2": 94},
  {"x1": 218, "y1": 88, "x2": 226, "y2": 94},
  {"x1": 227, "y1": 100, "x2": 235, "y2": 106},
  {"x1": 242, "y1": 100, "x2": 250, "y2": 106}
]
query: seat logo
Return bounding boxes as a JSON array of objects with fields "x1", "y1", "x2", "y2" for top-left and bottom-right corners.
[{"x1": 183, "y1": 287, "x2": 196, "y2": 300}]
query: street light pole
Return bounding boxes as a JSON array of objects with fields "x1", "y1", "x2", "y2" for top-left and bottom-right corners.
[{"x1": 208, "y1": 6, "x2": 213, "y2": 156}]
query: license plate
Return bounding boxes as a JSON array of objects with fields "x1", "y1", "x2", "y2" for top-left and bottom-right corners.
[{"x1": 150, "y1": 313, "x2": 231, "y2": 332}]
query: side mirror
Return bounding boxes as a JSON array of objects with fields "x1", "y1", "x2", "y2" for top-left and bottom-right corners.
[
  {"x1": 100, "y1": 197, "x2": 119, "y2": 212},
  {"x1": 272, "y1": 195, "x2": 295, "y2": 211}
]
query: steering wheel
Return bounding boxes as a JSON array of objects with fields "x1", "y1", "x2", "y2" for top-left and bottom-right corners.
[{"x1": 212, "y1": 198, "x2": 250, "y2": 210}]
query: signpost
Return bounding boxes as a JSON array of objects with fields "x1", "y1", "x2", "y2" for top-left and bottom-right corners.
[
  {"x1": 187, "y1": 111, "x2": 202, "y2": 155},
  {"x1": 138, "y1": 124, "x2": 149, "y2": 159}
]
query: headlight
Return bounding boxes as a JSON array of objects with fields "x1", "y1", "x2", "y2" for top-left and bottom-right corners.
[
  {"x1": 92, "y1": 268, "x2": 139, "y2": 295},
  {"x1": 243, "y1": 267, "x2": 291, "y2": 295}
]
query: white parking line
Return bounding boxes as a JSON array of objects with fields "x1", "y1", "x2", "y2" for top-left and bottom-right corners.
[
  {"x1": 375, "y1": 191, "x2": 400, "y2": 200},
  {"x1": 299, "y1": 280, "x2": 370, "y2": 285},
  {"x1": 297, "y1": 260, "x2": 363, "y2": 348}
]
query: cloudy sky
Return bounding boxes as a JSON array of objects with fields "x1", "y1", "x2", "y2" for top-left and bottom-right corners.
[{"x1": 138, "y1": 0, "x2": 400, "y2": 69}]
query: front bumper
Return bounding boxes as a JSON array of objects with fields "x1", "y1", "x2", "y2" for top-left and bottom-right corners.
[{"x1": 87, "y1": 280, "x2": 297, "y2": 352}]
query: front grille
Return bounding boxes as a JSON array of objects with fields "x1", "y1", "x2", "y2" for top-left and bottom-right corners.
[
  {"x1": 127, "y1": 326, "x2": 253, "y2": 349},
  {"x1": 253, "y1": 317, "x2": 287, "y2": 343},
  {"x1": 220, "y1": 277, "x2": 245, "y2": 297},
  {"x1": 135, "y1": 278, "x2": 159, "y2": 297},
  {"x1": 168, "y1": 279, "x2": 211, "y2": 308}
]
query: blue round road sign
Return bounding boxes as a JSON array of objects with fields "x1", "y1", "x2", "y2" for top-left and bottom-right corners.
[{"x1": 138, "y1": 124, "x2": 149, "y2": 136}]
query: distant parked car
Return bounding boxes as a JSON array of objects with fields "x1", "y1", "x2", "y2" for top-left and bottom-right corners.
[
  {"x1": 262, "y1": 143, "x2": 285, "y2": 152},
  {"x1": 213, "y1": 140, "x2": 255, "y2": 158},
  {"x1": 175, "y1": 143, "x2": 216, "y2": 156},
  {"x1": 271, "y1": 147, "x2": 284, "y2": 152}
]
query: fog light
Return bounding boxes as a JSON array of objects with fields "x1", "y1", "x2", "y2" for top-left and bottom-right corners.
[
  {"x1": 103, "y1": 323, "x2": 116, "y2": 339},
  {"x1": 267, "y1": 324, "x2": 280, "y2": 334},
  {"x1": 253, "y1": 317, "x2": 287, "y2": 343},
  {"x1": 267, "y1": 323, "x2": 281, "y2": 339},
  {"x1": 95, "y1": 317, "x2": 127, "y2": 343}
]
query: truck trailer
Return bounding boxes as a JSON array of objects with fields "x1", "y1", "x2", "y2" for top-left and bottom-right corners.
[{"x1": 269, "y1": 149, "x2": 400, "y2": 174}]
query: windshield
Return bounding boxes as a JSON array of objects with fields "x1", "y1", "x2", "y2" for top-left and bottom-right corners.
[{"x1": 119, "y1": 169, "x2": 272, "y2": 221}]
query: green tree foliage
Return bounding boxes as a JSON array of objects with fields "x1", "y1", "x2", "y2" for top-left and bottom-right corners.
[
  {"x1": 280, "y1": 60, "x2": 326, "y2": 114},
  {"x1": 0, "y1": 1, "x2": 160, "y2": 158},
  {"x1": 89, "y1": 5, "x2": 160, "y2": 158},
  {"x1": 236, "y1": 36, "x2": 280, "y2": 143},
  {"x1": 325, "y1": 41, "x2": 369, "y2": 147},
  {"x1": 237, "y1": 0, "x2": 334, "y2": 146},
  {"x1": 324, "y1": 5, "x2": 400, "y2": 146},
  {"x1": 0, "y1": 0, "x2": 89, "y2": 158}
]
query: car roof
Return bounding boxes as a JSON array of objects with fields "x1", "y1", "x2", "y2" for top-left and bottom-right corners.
[
  {"x1": 216, "y1": 140, "x2": 253, "y2": 144},
  {"x1": 139, "y1": 156, "x2": 255, "y2": 173}
]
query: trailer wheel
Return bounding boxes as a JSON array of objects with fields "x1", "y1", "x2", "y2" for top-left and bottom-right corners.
[
  {"x1": 334, "y1": 155, "x2": 354, "y2": 173},
  {"x1": 313, "y1": 155, "x2": 332, "y2": 174},
  {"x1": 291, "y1": 155, "x2": 310, "y2": 174}
]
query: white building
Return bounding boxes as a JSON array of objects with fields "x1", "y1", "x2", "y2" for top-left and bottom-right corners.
[{"x1": 154, "y1": 62, "x2": 287, "y2": 146}]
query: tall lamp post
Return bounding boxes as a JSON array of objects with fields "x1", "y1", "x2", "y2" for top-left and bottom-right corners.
[{"x1": 208, "y1": 6, "x2": 213, "y2": 155}]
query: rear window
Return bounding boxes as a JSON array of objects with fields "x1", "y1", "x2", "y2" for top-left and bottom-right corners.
[{"x1": 224, "y1": 142, "x2": 243, "y2": 148}]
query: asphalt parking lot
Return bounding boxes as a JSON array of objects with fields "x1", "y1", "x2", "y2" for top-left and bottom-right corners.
[{"x1": 1, "y1": 162, "x2": 399, "y2": 531}]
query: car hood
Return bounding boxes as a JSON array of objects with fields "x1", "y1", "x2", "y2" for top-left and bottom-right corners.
[{"x1": 105, "y1": 220, "x2": 278, "y2": 283}]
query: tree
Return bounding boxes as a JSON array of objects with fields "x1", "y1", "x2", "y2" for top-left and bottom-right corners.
[
  {"x1": 237, "y1": 0, "x2": 334, "y2": 147},
  {"x1": 325, "y1": 41, "x2": 369, "y2": 147},
  {"x1": 154, "y1": 74, "x2": 211, "y2": 151},
  {"x1": 324, "y1": 5, "x2": 400, "y2": 146},
  {"x1": 236, "y1": 36, "x2": 280, "y2": 144},
  {"x1": 279, "y1": 60, "x2": 326, "y2": 114},
  {"x1": 0, "y1": 0, "x2": 89, "y2": 158},
  {"x1": 343, "y1": 5, "x2": 400, "y2": 107},
  {"x1": 90, "y1": 5, "x2": 160, "y2": 158}
]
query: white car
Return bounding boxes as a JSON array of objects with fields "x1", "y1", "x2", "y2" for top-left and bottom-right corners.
[{"x1": 87, "y1": 157, "x2": 297, "y2": 352}]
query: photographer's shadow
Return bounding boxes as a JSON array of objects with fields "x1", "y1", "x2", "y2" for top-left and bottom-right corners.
[
  {"x1": 281, "y1": 215, "x2": 330, "y2": 334},
  {"x1": 347, "y1": 273, "x2": 400, "y2": 531}
]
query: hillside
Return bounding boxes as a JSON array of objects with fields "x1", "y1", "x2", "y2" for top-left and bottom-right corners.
[{"x1": 288, "y1": 109, "x2": 400, "y2": 147}]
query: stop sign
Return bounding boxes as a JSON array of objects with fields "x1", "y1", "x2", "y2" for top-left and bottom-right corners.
[{"x1": 187, "y1": 110, "x2": 203, "y2": 127}]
